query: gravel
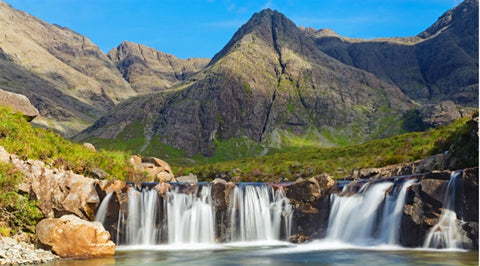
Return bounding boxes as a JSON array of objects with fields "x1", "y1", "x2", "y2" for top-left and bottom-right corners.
[{"x1": 0, "y1": 237, "x2": 59, "y2": 265}]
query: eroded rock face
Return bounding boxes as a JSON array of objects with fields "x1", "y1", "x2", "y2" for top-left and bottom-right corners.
[{"x1": 36, "y1": 215, "x2": 115, "y2": 258}]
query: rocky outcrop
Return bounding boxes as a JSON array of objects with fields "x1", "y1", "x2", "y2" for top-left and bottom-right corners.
[
  {"x1": 129, "y1": 155, "x2": 176, "y2": 182},
  {"x1": 36, "y1": 215, "x2": 115, "y2": 258},
  {"x1": 286, "y1": 174, "x2": 335, "y2": 242},
  {"x1": 400, "y1": 168, "x2": 478, "y2": 248},
  {"x1": 0, "y1": 89, "x2": 39, "y2": 121},
  {"x1": 419, "y1": 101, "x2": 462, "y2": 128},
  {"x1": 0, "y1": 146, "x2": 100, "y2": 220}
]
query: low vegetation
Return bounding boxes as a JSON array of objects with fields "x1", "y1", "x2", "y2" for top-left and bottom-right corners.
[
  {"x1": 0, "y1": 106, "x2": 143, "y2": 181},
  {"x1": 176, "y1": 112, "x2": 478, "y2": 182},
  {"x1": 0, "y1": 162, "x2": 42, "y2": 236}
]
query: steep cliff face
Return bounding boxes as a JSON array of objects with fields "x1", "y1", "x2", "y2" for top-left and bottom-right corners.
[
  {"x1": 0, "y1": 1, "x2": 137, "y2": 136},
  {"x1": 310, "y1": 0, "x2": 478, "y2": 107},
  {"x1": 108, "y1": 41, "x2": 209, "y2": 94},
  {"x1": 76, "y1": 9, "x2": 413, "y2": 157}
]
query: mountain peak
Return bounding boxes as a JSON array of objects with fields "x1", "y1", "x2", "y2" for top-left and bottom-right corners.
[
  {"x1": 418, "y1": 0, "x2": 478, "y2": 39},
  {"x1": 209, "y1": 9, "x2": 297, "y2": 65}
]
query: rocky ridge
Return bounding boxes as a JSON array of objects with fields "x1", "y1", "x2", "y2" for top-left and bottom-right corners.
[
  {"x1": 108, "y1": 41, "x2": 209, "y2": 94},
  {"x1": 310, "y1": 0, "x2": 478, "y2": 106}
]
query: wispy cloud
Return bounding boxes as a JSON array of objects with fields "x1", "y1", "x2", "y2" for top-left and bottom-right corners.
[{"x1": 262, "y1": 0, "x2": 273, "y2": 9}]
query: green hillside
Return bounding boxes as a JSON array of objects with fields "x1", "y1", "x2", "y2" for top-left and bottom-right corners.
[{"x1": 176, "y1": 112, "x2": 478, "y2": 182}]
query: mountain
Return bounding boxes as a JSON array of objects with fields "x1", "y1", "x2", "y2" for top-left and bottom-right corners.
[
  {"x1": 310, "y1": 0, "x2": 478, "y2": 106},
  {"x1": 0, "y1": 1, "x2": 138, "y2": 136},
  {"x1": 75, "y1": 9, "x2": 415, "y2": 159},
  {"x1": 107, "y1": 41, "x2": 209, "y2": 94}
]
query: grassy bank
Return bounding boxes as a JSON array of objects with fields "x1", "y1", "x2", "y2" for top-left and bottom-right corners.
[{"x1": 0, "y1": 106, "x2": 145, "y2": 181}]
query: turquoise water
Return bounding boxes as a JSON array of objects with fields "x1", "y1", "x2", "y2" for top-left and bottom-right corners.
[{"x1": 46, "y1": 241, "x2": 479, "y2": 265}]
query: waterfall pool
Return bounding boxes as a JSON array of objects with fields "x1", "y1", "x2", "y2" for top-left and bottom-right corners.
[{"x1": 43, "y1": 243, "x2": 478, "y2": 265}]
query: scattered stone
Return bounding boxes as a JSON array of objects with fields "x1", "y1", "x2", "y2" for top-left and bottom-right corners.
[
  {"x1": 36, "y1": 215, "x2": 115, "y2": 258},
  {"x1": 90, "y1": 167, "x2": 107, "y2": 179}
]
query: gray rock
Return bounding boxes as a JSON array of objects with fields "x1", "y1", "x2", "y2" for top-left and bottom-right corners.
[
  {"x1": 176, "y1": 173, "x2": 198, "y2": 183},
  {"x1": 0, "y1": 89, "x2": 39, "y2": 121}
]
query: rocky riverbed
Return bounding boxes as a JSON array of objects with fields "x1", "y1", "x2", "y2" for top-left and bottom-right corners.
[{"x1": 0, "y1": 237, "x2": 58, "y2": 265}]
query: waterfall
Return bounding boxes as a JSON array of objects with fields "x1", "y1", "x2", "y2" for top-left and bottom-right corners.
[
  {"x1": 378, "y1": 179, "x2": 417, "y2": 244},
  {"x1": 97, "y1": 183, "x2": 292, "y2": 246},
  {"x1": 424, "y1": 171, "x2": 464, "y2": 249},
  {"x1": 117, "y1": 188, "x2": 162, "y2": 245},
  {"x1": 166, "y1": 185, "x2": 215, "y2": 244},
  {"x1": 326, "y1": 178, "x2": 416, "y2": 245},
  {"x1": 229, "y1": 184, "x2": 292, "y2": 242},
  {"x1": 94, "y1": 192, "x2": 113, "y2": 225}
]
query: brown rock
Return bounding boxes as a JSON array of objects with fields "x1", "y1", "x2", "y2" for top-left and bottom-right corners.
[
  {"x1": 286, "y1": 173, "x2": 334, "y2": 202},
  {"x1": 96, "y1": 179, "x2": 127, "y2": 195},
  {"x1": 0, "y1": 89, "x2": 39, "y2": 121},
  {"x1": 36, "y1": 215, "x2": 115, "y2": 258},
  {"x1": 153, "y1": 182, "x2": 171, "y2": 196},
  {"x1": 129, "y1": 156, "x2": 176, "y2": 182}
]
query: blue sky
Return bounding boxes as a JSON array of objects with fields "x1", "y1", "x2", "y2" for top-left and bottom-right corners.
[{"x1": 4, "y1": 0, "x2": 459, "y2": 59}]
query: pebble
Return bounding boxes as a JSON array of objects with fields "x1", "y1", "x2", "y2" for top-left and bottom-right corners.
[{"x1": 0, "y1": 237, "x2": 59, "y2": 265}]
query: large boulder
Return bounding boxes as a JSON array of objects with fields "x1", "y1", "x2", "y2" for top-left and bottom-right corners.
[
  {"x1": 0, "y1": 89, "x2": 39, "y2": 121},
  {"x1": 36, "y1": 215, "x2": 115, "y2": 258}
]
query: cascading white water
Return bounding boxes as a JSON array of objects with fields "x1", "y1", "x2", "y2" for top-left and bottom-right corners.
[
  {"x1": 166, "y1": 185, "x2": 215, "y2": 244},
  {"x1": 327, "y1": 178, "x2": 416, "y2": 245},
  {"x1": 378, "y1": 179, "x2": 417, "y2": 244},
  {"x1": 94, "y1": 192, "x2": 113, "y2": 225},
  {"x1": 229, "y1": 184, "x2": 292, "y2": 242},
  {"x1": 117, "y1": 188, "x2": 161, "y2": 245},
  {"x1": 424, "y1": 171, "x2": 464, "y2": 249}
]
